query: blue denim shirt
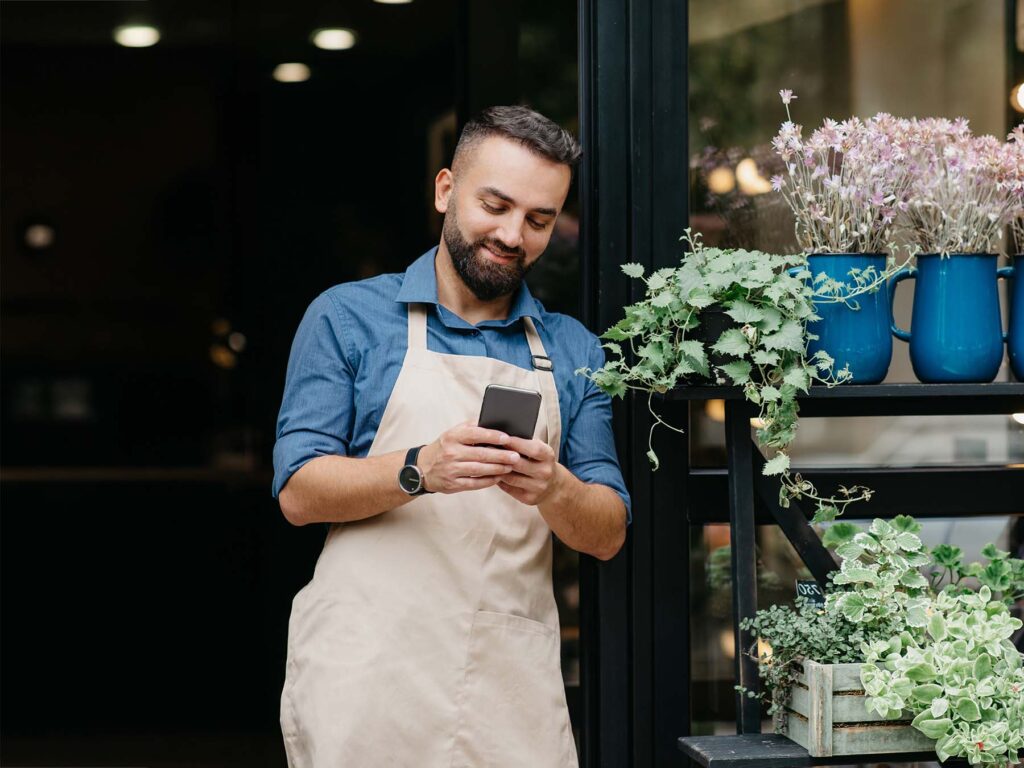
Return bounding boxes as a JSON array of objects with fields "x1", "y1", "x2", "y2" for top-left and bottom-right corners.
[{"x1": 272, "y1": 247, "x2": 631, "y2": 521}]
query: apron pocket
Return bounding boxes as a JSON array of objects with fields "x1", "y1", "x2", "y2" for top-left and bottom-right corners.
[{"x1": 450, "y1": 611, "x2": 576, "y2": 768}]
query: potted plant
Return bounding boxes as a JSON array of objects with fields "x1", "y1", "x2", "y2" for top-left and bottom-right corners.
[
  {"x1": 771, "y1": 89, "x2": 914, "y2": 384},
  {"x1": 578, "y1": 230, "x2": 871, "y2": 523},
  {"x1": 890, "y1": 118, "x2": 1021, "y2": 383},
  {"x1": 741, "y1": 515, "x2": 1024, "y2": 765}
]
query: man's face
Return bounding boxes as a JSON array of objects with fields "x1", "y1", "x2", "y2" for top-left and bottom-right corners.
[{"x1": 437, "y1": 136, "x2": 572, "y2": 301}]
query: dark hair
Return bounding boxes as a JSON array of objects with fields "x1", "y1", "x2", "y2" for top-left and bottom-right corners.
[{"x1": 452, "y1": 105, "x2": 582, "y2": 174}]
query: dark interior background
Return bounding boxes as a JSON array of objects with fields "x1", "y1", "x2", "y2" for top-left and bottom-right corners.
[{"x1": 1, "y1": 2, "x2": 580, "y2": 765}]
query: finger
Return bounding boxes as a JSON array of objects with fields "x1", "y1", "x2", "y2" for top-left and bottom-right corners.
[
  {"x1": 497, "y1": 481, "x2": 529, "y2": 502},
  {"x1": 504, "y1": 436, "x2": 551, "y2": 461},
  {"x1": 453, "y1": 476, "x2": 503, "y2": 491},
  {"x1": 455, "y1": 462, "x2": 515, "y2": 478},
  {"x1": 456, "y1": 425, "x2": 511, "y2": 448},
  {"x1": 463, "y1": 446, "x2": 520, "y2": 465}
]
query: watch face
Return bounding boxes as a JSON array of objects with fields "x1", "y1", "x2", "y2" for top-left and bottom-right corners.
[{"x1": 398, "y1": 464, "x2": 423, "y2": 494}]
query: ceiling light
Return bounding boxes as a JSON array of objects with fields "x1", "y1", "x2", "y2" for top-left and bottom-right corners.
[
  {"x1": 736, "y1": 158, "x2": 772, "y2": 195},
  {"x1": 707, "y1": 166, "x2": 736, "y2": 195},
  {"x1": 311, "y1": 28, "x2": 357, "y2": 50},
  {"x1": 24, "y1": 224, "x2": 56, "y2": 251},
  {"x1": 1012, "y1": 412, "x2": 1024, "y2": 426},
  {"x1": 1012, "y1": 83, "x2": 1024, "y2": 114},
  {"x1": 705, "y1": 399, "x2": 725, "y2": 423},
  {"x1": 273, "y1": 63, "x2": 311, "y2": 83},
  {"x1": 113, "y1": 25, "x2": 160, "y2": 48},
  {"x1": 374, "y1": 0, "x2": 413, "y2": 4}
]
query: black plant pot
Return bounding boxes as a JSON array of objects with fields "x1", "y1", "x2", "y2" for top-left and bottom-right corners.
[{"x1": 688, "y1": 305, "x2": 739, "y2": 386}]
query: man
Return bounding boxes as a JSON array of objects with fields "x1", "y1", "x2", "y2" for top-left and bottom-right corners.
[{"x1": 273, "y1": 105, "x2": 630, "y2": 768}]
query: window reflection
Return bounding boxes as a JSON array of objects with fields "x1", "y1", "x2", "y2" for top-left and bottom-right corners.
[{"x1": 687, "y1": 0, "x2": 1019, "y2": 738}]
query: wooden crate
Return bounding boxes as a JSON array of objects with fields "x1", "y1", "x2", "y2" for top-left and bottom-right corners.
[{"x1": 784, "y1": 660, "x2": 935, "y2": 757}]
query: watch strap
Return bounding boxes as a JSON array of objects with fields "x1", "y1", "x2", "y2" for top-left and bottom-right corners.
[{"x1": 404, "y1": 445, "x2": 431, "y2": 495}]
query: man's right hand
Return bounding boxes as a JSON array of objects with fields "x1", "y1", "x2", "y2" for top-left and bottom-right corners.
[{"x1": 418, "y1": 421, "x2": 521, "y2": 494}]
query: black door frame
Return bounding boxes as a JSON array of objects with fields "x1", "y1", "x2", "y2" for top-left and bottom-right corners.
[{"x1": 578, "y1": 1, "x2": 691, "y2": 766}]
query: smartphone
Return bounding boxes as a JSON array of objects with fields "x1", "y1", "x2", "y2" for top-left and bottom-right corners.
[{"x1": 477, "y1": 384, "x2": 541, "y2": 441}]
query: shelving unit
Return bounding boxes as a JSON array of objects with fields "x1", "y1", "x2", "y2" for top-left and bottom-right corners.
[{"x1": 672, "y1": 382, "x2": 1024, "y2": 767}]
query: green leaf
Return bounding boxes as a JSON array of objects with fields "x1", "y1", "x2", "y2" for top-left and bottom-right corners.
[
  {"x1": 899, "y1": 570, "x2": 929, "y2": 589},
  {"x1": 905, "y1": 662, "x2": 937, "y2": 682},
  {"x1": 761, "y1": 319, "x2": 805, "y2": 352},
  {"x1": 710, "y1": 328, "x2": 750, "y2": 357},
  {"x1": 754, "y1": 307, "x2": 783, "y2": 333},
  {"x1": 821, "y1": 522, "x2": 860, "y2": 549},
  {"x1": 602, "y1": 342, "x2": 622, "y2": 356},
  {"x1": 759, "y1": 385, "x2": 781, "y2": 402},
  {"x1": 895, "y1": 532, "x2": 923, "y2": 552},
  {"x1": 927, "y1": 613, "x2": 947, "y2": 641},
  {"x1": 931, "y1": 544, "x2": 963, "y2": 568},
  {"x1": 638, "y1": 342, "x2": 665, "y2": 369},
  {"x1": 719, "y1": 360, "x2": 752, "y2": 385},
  {"x1": 646, "y1": 449, "x2": 660, "y2": 471},
  {"x1": 687, "y1": 292, "x2": 716, "y2": 309},
  {"x1": 912, "y1": 684, "x2": 943, "y2": 704},
  {"x1": 725, "y1": 300, "x2": 765, "y2": 324},
  {"x1": 954, "y1": 697, "x2": 981, "y2": 722},
  {"x1": 751, "y1": 349, "x2": 780, "y2": 366},
  {"x1": 973, "y1": 653, "x2": 992, "y2": 680},
  {"x1": 651, "y1": 291, "x2": 674, "y2": 308},
  {"x1": 782, "y1": 365, "x2": 811, "y2": 392},
  {"x1": 647, "y1": 272, "x2": 667, "y2": 291},
  {"x1": 677, "y1": 339, "x2": 705, "y2": 361},
  {"x1": 913, "y1": 717, "x2": 953, "y2": 740},
  {"x1": 835, "y1": 541, "x2": 865, "y2": 561},
  {"x1": 838, "y1": 593, "x2": 867, "y2": 622},
  {"x1": 906, "y1": 603, "x2": 929, "y2": 627},
  {"x1": 812, "y1": 504, "x2": 839, "y2": 523},
  {"x1": 892, "y1": 515, "x2": 922, "y2": 534},
  {"x1": 762, "y1": 453, "x2": 790, "y2": 476},
  {"x1": 981, "y1": 543, "x2": 1009, "y2": 560},
  {"x1": 621, "y1": 263, "x2": 645, "y2": 278}
]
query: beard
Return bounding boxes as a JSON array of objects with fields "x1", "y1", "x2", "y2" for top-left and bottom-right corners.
[{"x1": 442, "y1": 206, "x2": 533, "y2": 301}]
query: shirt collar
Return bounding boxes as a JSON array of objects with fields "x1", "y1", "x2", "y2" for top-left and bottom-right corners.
[{"x1": 395, "y1": 246, "x2": 545, "y2": 328}]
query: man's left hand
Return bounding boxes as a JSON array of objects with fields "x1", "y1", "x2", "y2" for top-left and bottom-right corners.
[{"x1": 497, "y1": 436, "x2": 564, "y2": 506}]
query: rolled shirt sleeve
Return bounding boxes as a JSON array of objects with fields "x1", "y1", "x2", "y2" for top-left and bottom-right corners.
[
  {"x1": 563, "y1": 337, "x2": 632, "y2": 524},
  {"x1": 272, "y1": 293, "x2": 356, "y2": 498}
]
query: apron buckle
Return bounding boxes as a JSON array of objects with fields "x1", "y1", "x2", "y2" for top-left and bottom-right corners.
[{"x1": 531, "y1": 354, "x2": 554, "y2": 372}]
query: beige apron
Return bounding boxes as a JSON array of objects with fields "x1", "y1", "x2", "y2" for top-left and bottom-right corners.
[{"x1": 281, "y1": 302, "x2": 577, "y2": 768}]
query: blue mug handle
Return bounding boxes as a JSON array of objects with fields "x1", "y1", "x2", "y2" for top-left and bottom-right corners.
[
  {"x1": 998, "y1": 266, "x2": 1014, "y2": 342},
  {"x1": 889, "y1": 266, "x2": 916, "y2": 342}
]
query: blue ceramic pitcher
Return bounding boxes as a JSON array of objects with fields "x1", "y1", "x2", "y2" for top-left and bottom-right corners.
[
  {"x1": 1006, "y1": 258, "x2": 1023, "y2": 380},
  {"x1": 889, "y1": 253, "x2": 1006, "y2": 383},
  {"x1": 791, "y1": 254, "x2": 893, "y2": 384}
]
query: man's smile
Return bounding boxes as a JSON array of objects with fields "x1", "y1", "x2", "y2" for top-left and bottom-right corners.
[{"x1": 480, "y1": 244, "x2": 519, "y2": 265}]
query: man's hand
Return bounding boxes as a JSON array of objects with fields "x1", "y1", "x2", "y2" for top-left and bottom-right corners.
[
  {"x1": 418, "y1": 422, "x2": 520, "y2": 493},
  {"x1": 496, "y1": 436, "x2": 565, "y2": 506}
]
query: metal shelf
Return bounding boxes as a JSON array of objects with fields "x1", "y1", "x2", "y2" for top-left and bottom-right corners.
[
  {"x1": 688, "y1": 464, "x2": 1024, "y2": 523},
  {"x1": 663, "y1": 381, "x2": 1024, "y2": 416},
  {"x1": 677, "y1": 734, "x2": 968, "y2": 768}
]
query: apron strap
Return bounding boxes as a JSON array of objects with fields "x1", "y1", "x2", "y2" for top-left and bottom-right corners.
[
  {"x1": 523, "y1": 316, "x2": 562, "y2": 464},
  {"x1": 407, "y1": 303, "x2": 428, "y2": 350}
]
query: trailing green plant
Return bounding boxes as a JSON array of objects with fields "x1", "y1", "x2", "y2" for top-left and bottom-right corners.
[
  {"x1": 742, "y1": 514, "x2": 1024, "y2": 766},
  {"x1": 738, "y1": 515, "x2": 931, "y2": 729},
  {"x1": 739, "y1": 593, "x2": 905, "y2": 733},
  {"x1": 577, "y1": 229, "x2": 874, "y2": 522},
  {"x1": 860, "y1": 586, "x2": 1023, "y2": 766}
]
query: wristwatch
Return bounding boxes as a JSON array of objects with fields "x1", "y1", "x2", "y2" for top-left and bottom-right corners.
[{"x1": 398, "y1": 445, "x2": 432, "y2": 496}]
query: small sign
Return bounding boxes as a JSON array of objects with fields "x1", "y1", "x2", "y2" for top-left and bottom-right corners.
[{"x1": 796, "y1": 579, "x2": 825, "y2": 606}]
